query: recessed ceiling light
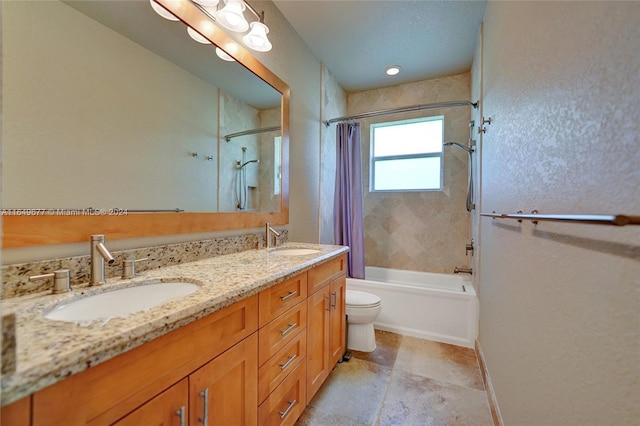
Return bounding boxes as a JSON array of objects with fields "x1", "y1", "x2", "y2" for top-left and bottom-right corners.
[{"x1": 385, "y1": 65, "x2": 401, "y2": 76}]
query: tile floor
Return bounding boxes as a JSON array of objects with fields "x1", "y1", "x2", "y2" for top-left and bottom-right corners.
[{"x1": 297, "y1": 330, "x2": 494, "y2": 426}]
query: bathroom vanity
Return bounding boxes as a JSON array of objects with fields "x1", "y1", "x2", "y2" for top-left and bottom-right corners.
[{"x1": 0, "y1": 245, "x2": 347, "y2": 425}]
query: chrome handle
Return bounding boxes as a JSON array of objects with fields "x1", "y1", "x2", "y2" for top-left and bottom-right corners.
[
  {"x1": 279, "y1": 354, "x2": 297, "y2": 370},
  {"x1": 29, "y1": 269, "x2": 71, "y2": 294},
  {"x1": 122, "y1": 257, "x2": 149, "y2": 279},
  {"x1": 279, "y1": 322, "x2": 297, "y2": 336},
  {"x1": 175, "y1": 406, "x2": 186, "y2": 426},
  {"x1": 199, "y1": 388, "x2": 209, "y2": 425},
  {"x1": 331, "y1": 291, "x2": 337, "y2": 309},
  {"x1": 279, "y1": 290, "x2": 297, "y2": 301},
  {"x1": 279, "y1": 399, "x2": 297, "y2": 419}
]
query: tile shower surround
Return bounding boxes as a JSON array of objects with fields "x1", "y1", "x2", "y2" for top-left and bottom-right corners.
[{"x1": 2, "y1": 230, "x2": 288, "y2": 299}]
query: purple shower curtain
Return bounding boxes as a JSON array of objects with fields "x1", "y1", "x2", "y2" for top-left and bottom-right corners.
[{"x1": 334, "y1": 122, "x2": 365, "y2": 279}]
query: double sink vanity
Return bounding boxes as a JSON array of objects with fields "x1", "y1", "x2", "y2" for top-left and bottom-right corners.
[{"x1": 1, "y1": 243, "x2": 349, "y2": 425}]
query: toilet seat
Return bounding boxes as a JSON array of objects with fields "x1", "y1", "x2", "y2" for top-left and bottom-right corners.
[{"x1": 346, "y1": 290, "x2": 381, "y2": 308}]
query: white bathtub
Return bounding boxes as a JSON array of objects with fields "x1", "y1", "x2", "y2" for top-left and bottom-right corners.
[{"x1": 346, "y1": 266, "x2": 478, "y2": 348}]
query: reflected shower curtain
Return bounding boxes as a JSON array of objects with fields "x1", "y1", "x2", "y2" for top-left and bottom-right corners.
[{"x1": 334, "y1": 122, "x2": 365, "y2": 279}]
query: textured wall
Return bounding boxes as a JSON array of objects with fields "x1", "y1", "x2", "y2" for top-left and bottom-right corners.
[
  {"x1": 258, "y1": 107, "x2": 282, "y2": 213},
  {"x1": 252, "y1": 1, "x2": 323, "y2": 243},
  {"x1": 319, "y1": 66, "x2": 347, "y2": 244},
  {"x1": 219, "y1": 91, "x2": 260, "y2": 212},
  {"x1": 348, "y1": 74, "x2": 472, "y2": 273},
  {"x1": 477, "y1": 2, "x2": 640, "y2": 424}
]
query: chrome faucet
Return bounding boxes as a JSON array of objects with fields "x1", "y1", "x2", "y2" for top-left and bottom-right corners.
[
  {"x1": 265, "y1": 223, "x2": 280, "y2": 249},
  {"x1": 454, "y1": 267, "x2": 473, "y2": 275},
  {"x1": 90, "y1": 234, "x2": 115, "y2": 286}
]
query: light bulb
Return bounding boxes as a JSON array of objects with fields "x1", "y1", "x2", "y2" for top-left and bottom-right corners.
[
  {"x1": 242, "y1": 21, "x2": 272, "y2": 52},
  {"x1": 149, "y1": 0, "x2": 179, "y2": 21},
  {"x1": 385, "y1": 65, "x2": 401, "y2": 76}
]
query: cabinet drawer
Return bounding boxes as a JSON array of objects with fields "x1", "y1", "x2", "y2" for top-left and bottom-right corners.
[
  {"x1": 258, "y1": 328, "x2": 306, "y2": 403},
  {"x1": 259, "y1": 273, "x2": 307, "y2": 327},
  {"x1": 259, "y1": 302, "x2": 307, "y2": 366},
  {"x1": 307, "y1": 255, "x2": 346, "y2": 295},
  {"x1": 258, "y1": 358, "x2": 307, "y2": 426}
]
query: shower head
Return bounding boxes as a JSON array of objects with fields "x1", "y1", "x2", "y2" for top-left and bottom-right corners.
[
  {"x1": 238, "y1": 159, "x2": 260, "y2": 169},
  {"x1": 443, "y1": 142, "x2": 474, "y2": 154}
]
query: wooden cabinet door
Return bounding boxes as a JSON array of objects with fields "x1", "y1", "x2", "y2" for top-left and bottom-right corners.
[
  {"x1": 305, "y1": 287, "x2": 331, "y2": 404},
  {"x1": 189, "y1": 333, "x2": 258, "y2": 426},
  {"x1": 113, "y1": 379, "x2": 188, "y2": 426},
  {"x1": 328, "y1": 275, "x2": 346, "y2": 366},
  {"x1": 1, "y1": 396, "x2": 31, "y2": 426}
]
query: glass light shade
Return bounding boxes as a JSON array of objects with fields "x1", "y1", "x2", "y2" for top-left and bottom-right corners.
[
  {"x1": 187, "y1": 27, "x2": 211, "y2": 44},
  {"x1": 216, "y1": 0, "x2": 249, "y2": 32},
  {"x1": 216, "y1": 47, "x2": 236, "y2": 62},
  {"x1": 150, "y1": 0, "x2": 179, "y2": 21},
  {"x1": 192, "y1": 0, "x2": 219, "y2": 7},
  {"x1": 242, "y1": 21, "x2": 272, "y2": 52}
]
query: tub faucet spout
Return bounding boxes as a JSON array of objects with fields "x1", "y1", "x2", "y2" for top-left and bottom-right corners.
[{"x1": 454, "y1": 267, "x2": 473, "y2": 275}]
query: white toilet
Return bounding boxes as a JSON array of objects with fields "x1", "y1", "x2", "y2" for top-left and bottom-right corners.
[{"x1": 346, "y1": 290, "x2": 382, "y2": 352}]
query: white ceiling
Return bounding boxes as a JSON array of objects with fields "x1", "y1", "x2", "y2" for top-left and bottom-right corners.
[{"x1": 273, "y1": 0, "x2": 487, "y2": 92}]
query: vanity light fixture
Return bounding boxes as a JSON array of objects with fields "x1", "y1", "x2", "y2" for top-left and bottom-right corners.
[
  {"x1": 385, "y1": 65, "x2": 401, "y2": 76},
  {"x1": 242, "y1": 21, "x2": 272, "y2": 52},
  {"x1": 149, "y1": 0, "x2": 179, "y2": 21},
  {"x1": 216, "y1": 47, "x2": 236, "y2": 61},
  {"x1": 216, "y1": 0, "x2": 249, "y2": 32},
  {"x1": 187, "y1": 26, "x2": 211, "y2": 44},
  {"x1": 192, "y1": 0, "x2": 220, "y2": 6},
  {"x1": 150, "y1": 0, "x2": 273, "y2": 53}
]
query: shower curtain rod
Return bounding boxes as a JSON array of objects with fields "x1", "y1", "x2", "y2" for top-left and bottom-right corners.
[
  {"x1": 224, "y1": 126, "x2": 281, "y2": 142},
  {"x1": 323, "y1": 100, "x2": 478, "y2": 127}
]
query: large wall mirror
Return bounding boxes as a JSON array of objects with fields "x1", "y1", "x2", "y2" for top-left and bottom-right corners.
[{"x1": 2, "y1": 0, "x2": 290, "y2": 248}]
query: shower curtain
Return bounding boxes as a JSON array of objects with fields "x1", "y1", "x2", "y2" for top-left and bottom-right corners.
[{"x1": 334, "y1": 122, "x2": 365, "y2": 279}]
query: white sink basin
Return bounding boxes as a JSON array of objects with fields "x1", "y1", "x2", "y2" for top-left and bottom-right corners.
[
  {"x1": 44, "y1": 282, "x2": 199, "y2": 323},
  {"x1": 271, "y1": 248, "x2": 321, "y2": 256}
]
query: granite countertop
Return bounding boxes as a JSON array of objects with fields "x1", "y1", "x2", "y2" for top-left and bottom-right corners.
[{"x1": 0, "y1": 243, "x2": 348, "y2": 406}]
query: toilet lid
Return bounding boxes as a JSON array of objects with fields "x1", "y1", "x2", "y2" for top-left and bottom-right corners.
[{"x1": 346, "y1": 290, "x2": 381, "y2": 307}]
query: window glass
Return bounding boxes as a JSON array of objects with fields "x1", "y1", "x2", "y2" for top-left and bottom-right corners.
[{"x1": 370, "y1": 116, "x2": 444, "y2": 192}]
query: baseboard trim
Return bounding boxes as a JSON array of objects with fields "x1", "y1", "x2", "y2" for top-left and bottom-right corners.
[
  {"x1": 475, "y1": 339, "x2": 504, "y2": 426},
  {"x1": 374, "y1": 322, "x2": 475, "y2": 349}
]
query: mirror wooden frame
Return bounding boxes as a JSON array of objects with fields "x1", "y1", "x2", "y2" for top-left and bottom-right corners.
[{"x1": 2, "y1": 0, "x2": 290, "y2": 248}]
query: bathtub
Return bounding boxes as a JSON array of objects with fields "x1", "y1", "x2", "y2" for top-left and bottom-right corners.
[{"x1": 346, "y1": 266, "x2": 478, "y2": 348}]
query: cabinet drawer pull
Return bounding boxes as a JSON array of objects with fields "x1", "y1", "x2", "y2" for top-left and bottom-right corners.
[
  {"x1": 279, "y1": 354, "x2": 297, "y2": 370},
  {"x1": 279, "y1": 399, "x2": 297, "y2": 419},
  {"x1": 331, "y1": 291, "x2": 337, "y2": 309},
  {"x1": 199, "y1": 388, "x2": 209, "y2": 425},
  {"x1": 279, "y1": 322, "x2": 297, "y2": 336},
  {"x1": 279, "y1": 290, "x2": 297, "y2": 301},
  {"x1": 175, "y1": 406, "x2": 186, "y2": 426}
]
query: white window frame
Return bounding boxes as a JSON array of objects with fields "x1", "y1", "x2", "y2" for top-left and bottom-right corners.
[{"x1": 369, "y1": 116, "x2": 444, "y2": 193}]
